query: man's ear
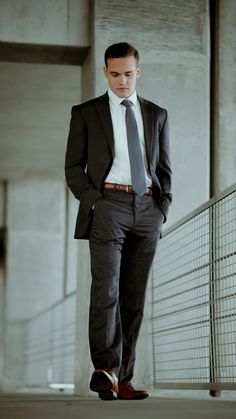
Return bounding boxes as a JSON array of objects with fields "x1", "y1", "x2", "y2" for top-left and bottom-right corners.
[
  {"x1": 103, "y1": 66, "x2": 108, "y2": 78},
  {"x1": 136, "y1": 66, "x2": 141, "y2": 78}
]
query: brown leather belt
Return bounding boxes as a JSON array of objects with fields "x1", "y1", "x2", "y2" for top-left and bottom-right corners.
[{"x1": 104, "y1": 182, "x2": 153, "y2": 196}]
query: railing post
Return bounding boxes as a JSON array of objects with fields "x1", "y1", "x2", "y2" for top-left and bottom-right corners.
[{"x1": 209, "y1": 204, "x2": 221, "y2": 397}]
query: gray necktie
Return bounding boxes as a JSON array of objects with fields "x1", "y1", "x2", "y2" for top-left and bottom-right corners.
[{"x1": 121, "y1": 100, "x2": 147, "y2": 196}]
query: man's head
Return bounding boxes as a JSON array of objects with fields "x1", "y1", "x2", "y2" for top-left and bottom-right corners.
[{"x1": 103, "y1": 42, "x2": 140, "y2": 98}]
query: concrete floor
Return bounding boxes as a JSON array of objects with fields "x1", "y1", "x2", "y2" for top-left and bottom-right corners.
[{"x1": 0, "y1": 394, "x2": 236, "y2": 419}]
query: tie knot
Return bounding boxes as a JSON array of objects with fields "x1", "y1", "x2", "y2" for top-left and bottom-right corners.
[{"x1": 121, "y1": 99, "x2": 132, "y2": 108}]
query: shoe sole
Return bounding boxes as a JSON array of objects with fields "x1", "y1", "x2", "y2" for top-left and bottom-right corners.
[
  {"x1": 99, "y1": 390, "x2": 117, "y2": 401},
  {"x1": 117, "y1": 393, "x2": 149, "y2": 400},
  {"x1": 90, "y1": 371, "x2": 113, "y2": 393}
]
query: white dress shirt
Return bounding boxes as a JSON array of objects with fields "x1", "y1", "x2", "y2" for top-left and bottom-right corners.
[{"x1": 105, "y1": 88, "x2": 152, "y2": 187}]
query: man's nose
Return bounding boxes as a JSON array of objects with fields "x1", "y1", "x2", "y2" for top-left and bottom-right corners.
[{"x1": 119, "y1": 75, "x2": 127, "y2": 85}]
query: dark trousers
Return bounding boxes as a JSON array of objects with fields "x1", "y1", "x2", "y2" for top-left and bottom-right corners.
[{"x1": 89, "y1": 190, "x2": 164, "y2": 382}]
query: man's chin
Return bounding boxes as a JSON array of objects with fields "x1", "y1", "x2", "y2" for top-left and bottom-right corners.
[{"x1": 116, "y1": 89, "x2": 130, "y2": 98}]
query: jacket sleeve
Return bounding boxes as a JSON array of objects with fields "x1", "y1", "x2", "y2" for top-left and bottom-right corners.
[
  {"x1": 157, "y1": 110, "x2": 172, "y2": 222},
  {"x1": 64, "y1": 106, "x2": 102, "y2": 215}
]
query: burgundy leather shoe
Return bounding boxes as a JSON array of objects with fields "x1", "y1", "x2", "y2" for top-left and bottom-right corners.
[
  {"x1": 118, "y1": 382, "x2": 149, "y2": 400},
  {"x1": 90, "y1": 369, "x2": 118, "y2": 397}
]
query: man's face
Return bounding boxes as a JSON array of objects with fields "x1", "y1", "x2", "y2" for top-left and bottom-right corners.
[{"x1": 103, "y1": 55, "x2": 140, "y2": 98}]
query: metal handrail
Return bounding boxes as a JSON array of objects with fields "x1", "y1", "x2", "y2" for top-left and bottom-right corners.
[
  {"x1": 152, "y1": 183, "x2": 236, "y2": 396},
  {"x1": 162, "y1": 183, "x2": 236, "y2": 238}
]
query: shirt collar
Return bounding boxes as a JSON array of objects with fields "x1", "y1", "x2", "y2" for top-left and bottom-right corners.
[{"x1": 108, "y1": 88, "x2": 138, "y2": 106}]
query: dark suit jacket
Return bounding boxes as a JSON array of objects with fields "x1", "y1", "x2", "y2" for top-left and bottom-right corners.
[{"x1": 65, "y1": 92, "x2": 172, "y2": 239}]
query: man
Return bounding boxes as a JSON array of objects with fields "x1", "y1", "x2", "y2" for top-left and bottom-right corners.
[{"x1": 65, "y1": 42, "x2": 172, "y2": 401}]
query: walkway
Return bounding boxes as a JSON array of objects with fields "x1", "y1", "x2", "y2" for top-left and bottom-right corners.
[{"x1": 0, "y1": 394, "x2": 236, "y2": 419}]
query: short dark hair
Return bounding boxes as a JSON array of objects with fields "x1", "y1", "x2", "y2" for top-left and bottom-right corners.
[{"x1": 104, "y1": 42, "x2": 139, "y2": 67}]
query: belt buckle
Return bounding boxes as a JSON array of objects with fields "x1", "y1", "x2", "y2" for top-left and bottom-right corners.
[{"x1": 125, "y1": 185, "x2": 129, "y2": 193}]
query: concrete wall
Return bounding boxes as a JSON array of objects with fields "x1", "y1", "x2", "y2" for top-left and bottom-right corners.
[
  {"x1": 6, "y1": 178, "x2": 67, "y2": 320},
  {"x1": 0, "y1": 0, "x2": 90, "y2": 46},
  {"x1": 0, "y1": 182, "x2": 5, "y2": 225},
  {"x1": 0, "y1": 62, "x2": 81, "y2": 179}
]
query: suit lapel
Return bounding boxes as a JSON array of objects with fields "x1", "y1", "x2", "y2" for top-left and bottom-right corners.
[
  {"x1": 138, "y1": 96, "x2": 153, "y2": 168},
  {"x1": 94, "y1": 93, "x2": 115, "y2": 158}
]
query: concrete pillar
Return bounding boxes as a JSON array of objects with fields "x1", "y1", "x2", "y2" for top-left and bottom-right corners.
[
  {"x1": 3, "y1": 178, "x2": 66, "y2": 390},
  {"x1": 212, "y1": 0, "x2": 236, "y2": 194},
  {"x1": 208, "y1": 1, "x2": 236, "y2": 398},
  {"x1": 65, "y1": 189, "x2": 93, "y2": 396},
  {"x1": 74, "y1": 240, "x2": 93, "y2": 395}
]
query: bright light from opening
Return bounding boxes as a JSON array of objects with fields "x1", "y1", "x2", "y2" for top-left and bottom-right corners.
[{"x1": 49, "y1": 383, "x2": 75, "y2": 390}]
